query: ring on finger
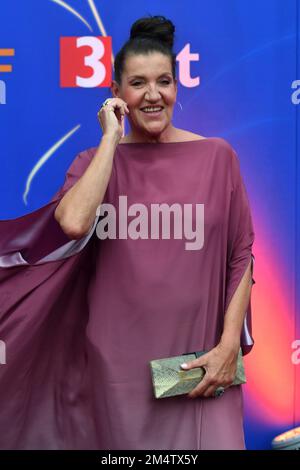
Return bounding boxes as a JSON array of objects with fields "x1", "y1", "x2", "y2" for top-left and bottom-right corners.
[
  {"x1": 102, "y1": 98, "x2": 113, "y2": 107},
  {"x1": 213, "y1": 386, "x2": 225, "y2": 398},
  {"x1": 98, "y1": 98, "x2": 113, "y2": 113}
]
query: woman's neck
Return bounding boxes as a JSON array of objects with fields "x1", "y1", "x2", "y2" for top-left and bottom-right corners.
[{"x1": 121, "y1": 125, "x2": 179, "y2": 144}]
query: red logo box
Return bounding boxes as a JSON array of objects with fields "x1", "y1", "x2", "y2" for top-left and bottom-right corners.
[{"x1": 60, "y1": 36, "x2": 112, "y2": 88}]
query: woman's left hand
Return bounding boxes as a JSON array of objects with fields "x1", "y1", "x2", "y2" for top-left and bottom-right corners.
[{"x1": 180, "y1": 343, "x2": 239, "y2": 398}]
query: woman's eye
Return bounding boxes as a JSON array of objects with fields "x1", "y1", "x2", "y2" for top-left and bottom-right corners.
[{"x1": 131, "y1": 80, "x2": 170, "y2": 86}]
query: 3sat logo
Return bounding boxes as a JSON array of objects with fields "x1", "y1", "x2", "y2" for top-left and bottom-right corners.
[{"x1": 60, "y1": 36, "x2": 112, "y2": 88}]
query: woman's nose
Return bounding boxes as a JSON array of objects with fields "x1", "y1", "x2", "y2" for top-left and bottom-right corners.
[{"x1": 145, "y1": 86, "x2": 161, "y2": 101}]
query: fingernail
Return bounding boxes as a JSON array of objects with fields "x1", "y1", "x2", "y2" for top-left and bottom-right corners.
[{"x1": 181, "y1": 363, "x2": 188, "y2": 369}]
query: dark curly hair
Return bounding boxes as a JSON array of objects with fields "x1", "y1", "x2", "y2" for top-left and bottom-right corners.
[{"x1": 114, "y1": 15, "x2": 176, "y2": 84}]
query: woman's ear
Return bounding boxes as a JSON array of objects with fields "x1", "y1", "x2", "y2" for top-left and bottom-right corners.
[
  {"x1": 111, "y1": 80, "x2": 120, "y2": 98},
  {"x1": 174, "y1": 77, "x2": 178, "y2": 95}
]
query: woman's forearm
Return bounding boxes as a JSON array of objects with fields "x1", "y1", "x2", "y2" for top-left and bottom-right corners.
[
  {"x1": 54, "y1": 134, "x2": 119, "y2": 240},
  {"x1": 219, "y1": 258, "x2": 253, "y2": 353}
]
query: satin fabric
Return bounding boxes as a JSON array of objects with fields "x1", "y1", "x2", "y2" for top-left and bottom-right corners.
[{"x1": 0, "y1": 138, "x2": 255, "y2": 449}]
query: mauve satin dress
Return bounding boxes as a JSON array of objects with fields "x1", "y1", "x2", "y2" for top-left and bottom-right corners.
[{"x1": 0, "y1": 137, "x2": 255, "y2": 450}]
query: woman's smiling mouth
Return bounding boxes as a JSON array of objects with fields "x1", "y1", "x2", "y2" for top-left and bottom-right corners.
[{"x1": 140, "y1": 106, "x2": 164, "y2": 116}]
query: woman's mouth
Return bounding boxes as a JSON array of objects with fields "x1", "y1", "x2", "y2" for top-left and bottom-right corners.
[{"x1": 140, "y1": 106, "x2": 164, "y2": 116}]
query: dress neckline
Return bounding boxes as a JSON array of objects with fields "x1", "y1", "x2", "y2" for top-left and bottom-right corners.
[{"x1": 117, "y1": 137, "x2": 217, "y2": 147}]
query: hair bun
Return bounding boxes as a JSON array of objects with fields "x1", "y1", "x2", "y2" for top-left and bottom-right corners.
[{"x1": 130, "y1": 15, "x2": 175, "y2": 49}]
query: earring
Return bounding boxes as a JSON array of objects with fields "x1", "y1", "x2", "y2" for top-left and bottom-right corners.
[{"x1": 176, "y1": 101, "x2": 183, "y2": 111}]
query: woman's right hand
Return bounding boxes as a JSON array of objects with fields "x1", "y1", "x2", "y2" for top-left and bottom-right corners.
[{"x1": 97, "y1": 97, "x2": 130, "y2": 142}]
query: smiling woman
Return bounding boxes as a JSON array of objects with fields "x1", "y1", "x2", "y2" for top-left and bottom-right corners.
[
  {"x1": 111, "y1": 52, "x2": 178, "y2": 142},
  {"x1": 101, "y1": 15, "x2": 204, "y2": 145},
  {"x1": 0, "y1": 15, "x2": 255, "y2": 451}
]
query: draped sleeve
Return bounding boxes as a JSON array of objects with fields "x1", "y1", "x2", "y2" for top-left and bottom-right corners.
[
  {"x1": 0, "y1": 148, "x2": 97, "y2": 266},
  {"x1": 225, "y1": 147, "x2": 256, "y2": 355},
  {"x1": 0, "y1": 148, "x2": 99, "y2": 449}
]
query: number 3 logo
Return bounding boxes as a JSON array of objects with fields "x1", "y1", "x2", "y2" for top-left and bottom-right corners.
[{"x1": 60, "y1": 36, "x2": 112, "y2": 88}]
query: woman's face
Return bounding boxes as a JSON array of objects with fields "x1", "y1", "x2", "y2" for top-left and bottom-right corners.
[{"x1": 112, "y1": 52, "x2": 177, "y2": 139}]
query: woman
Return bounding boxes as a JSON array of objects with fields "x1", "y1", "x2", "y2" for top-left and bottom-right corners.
[{"x1": 0, "y1": 16, "x2": 255, "y2": 450}]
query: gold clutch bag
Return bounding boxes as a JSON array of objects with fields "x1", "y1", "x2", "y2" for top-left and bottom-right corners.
[{"x1": 149, "y1": 348, "x2": 246, "y2": 399}]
